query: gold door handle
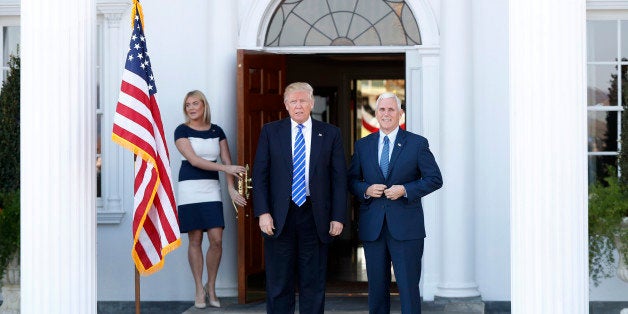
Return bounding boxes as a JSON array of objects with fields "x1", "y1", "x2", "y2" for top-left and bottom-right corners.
[
  {"x1": 232, "y1": 164, "x2": 252, "y2": 219},
  {"x1": 237, "y1": 164, "x2": 252, "y2": 200}
]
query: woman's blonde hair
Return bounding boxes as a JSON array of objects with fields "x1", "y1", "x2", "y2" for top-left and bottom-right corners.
[{"x1": 183, "y1": 90, "x2": 211, "y2": 125}]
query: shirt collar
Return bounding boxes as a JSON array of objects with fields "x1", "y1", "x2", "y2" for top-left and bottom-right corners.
[
  {"x1": 379, "y1": 126, "x2": 399, "y2": 143},
  {"x1": 291, "y1": 116, "x2": 312, "y2": 130}
]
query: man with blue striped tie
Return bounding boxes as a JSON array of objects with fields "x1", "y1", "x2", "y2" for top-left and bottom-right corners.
[{"x1": 252, "y1": 82, "x2": 348, "y2": 314}]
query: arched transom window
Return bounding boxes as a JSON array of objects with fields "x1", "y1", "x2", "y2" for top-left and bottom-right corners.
[{"x1": 265, "y1": 0, "x2": 421, "y2": 46}]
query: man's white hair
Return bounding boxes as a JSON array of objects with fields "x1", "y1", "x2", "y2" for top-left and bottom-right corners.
[{"x1": 375, "y1": 92, "x2": 402, "y2": 110}]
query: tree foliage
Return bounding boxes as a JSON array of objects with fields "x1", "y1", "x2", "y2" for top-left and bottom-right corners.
[
  {"x1": 0, "y1": 54, "x2": 20, "y2": 192},
  {"x1": 0, "y1": 53, "x2": 19, "y2": 279}
]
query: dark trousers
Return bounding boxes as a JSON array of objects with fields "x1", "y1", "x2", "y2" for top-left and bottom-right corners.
[
  {"x1": 363, "y1": 221, "x2": 424, "y2": 314},
  {"x1": 264, "y1": 199, "x2": 329, "y2": 314}
]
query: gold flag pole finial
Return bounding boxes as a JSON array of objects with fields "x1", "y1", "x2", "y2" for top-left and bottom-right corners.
[{"x1": 132, "y1": 0, "x2": 145, "y2": 30}]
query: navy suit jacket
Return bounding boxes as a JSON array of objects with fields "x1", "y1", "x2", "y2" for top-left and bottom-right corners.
[
  {"x1": 252, "y1": 118, "x2": 348, "y2": 243},
  {"x1": 348, "y1": 129, "x2": 442, "y2": 241}
]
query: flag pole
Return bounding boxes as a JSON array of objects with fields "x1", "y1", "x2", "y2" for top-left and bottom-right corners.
[{"x1": 135, "y1": 267, "x2": 140, "y2": 314}]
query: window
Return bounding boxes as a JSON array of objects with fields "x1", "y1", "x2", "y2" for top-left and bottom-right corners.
[
  {"x1": 1, "y1": 25, "x2": 19, "y2": 82},
  {"x1": 96, "y1": 2, "x2": 132, "y2": 224},
  {"x1": 265, "y1": 0, "x2": 420, "y2": 46},
  {"x1": 97, "y1": 22, "x2": 103, "y2": 201},
  {"x1": 586, "y1": 19, "x2": 625, "y2": 183}
]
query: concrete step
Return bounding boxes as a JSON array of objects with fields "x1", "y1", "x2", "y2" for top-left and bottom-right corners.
[{"x1": 180, "y1": 296, "x2": 485, "y2": 314}]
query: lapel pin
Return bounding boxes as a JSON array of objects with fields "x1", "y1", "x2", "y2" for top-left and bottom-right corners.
[
  {"x1": 397, "y1": 143, "x2": 401, "y2": 147},
  {"x1": 318, "y1": 133, "x2": 322, "y2": 136}
]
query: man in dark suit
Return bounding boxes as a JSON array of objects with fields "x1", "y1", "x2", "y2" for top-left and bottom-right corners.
[
  {"x1": 252, "y1": 82, "x2": 347, "y2": 314},
  {"x1": 348, "y1": 92, "x2": 442, "y2": 314}
]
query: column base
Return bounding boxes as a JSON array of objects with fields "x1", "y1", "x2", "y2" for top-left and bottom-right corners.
[
  {"x1": 435, "y1": 282, "x2": 481, "y2": 298},
  {"x1": 434, "y1": 296, "x2": 485, "y2": 314}
]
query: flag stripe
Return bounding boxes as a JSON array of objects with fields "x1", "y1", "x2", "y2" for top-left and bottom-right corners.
[
  {"x1": 118, "y1": 99, "x2": 156, "y2": 135},
  {"x1": 133, "y1": 159, "x2": 157, "y2": 232},
  {"x1": 153, "y1": 194, "x2": 177, "y2": 242},
  {"x1": 112, "y1": 121, "x2": 157, "y2": 159}
]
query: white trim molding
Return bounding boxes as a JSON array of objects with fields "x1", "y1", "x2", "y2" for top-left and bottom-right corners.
[
  {"x1": 588, "y1": 0, "x2": 628, "y2": 10},
  {"x1": 97, "y1": 0, "x2": 131, "y2": 224},
  {"x1": 0, "y1": 2, "x2": 19, "y2": 16}
]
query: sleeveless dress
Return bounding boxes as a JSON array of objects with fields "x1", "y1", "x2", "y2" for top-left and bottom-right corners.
[{"x1": 174, "y1": 123, "x2": 226, "y2": 233}]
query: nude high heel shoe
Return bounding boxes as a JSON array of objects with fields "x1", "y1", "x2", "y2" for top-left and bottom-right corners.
[
  {"x1": 194, "y1": 286, "x2": 206, "y2": 309},
  {"x1": 194, "y1": 298, "x2": 207, "y2": 309},
  {"x1": 204, "y1": 284, "x2": 221, "y2": 308}
]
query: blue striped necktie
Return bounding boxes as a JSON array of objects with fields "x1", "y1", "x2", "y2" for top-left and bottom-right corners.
[
  {"x1": 292, "y1": 124, "x2": 306, "y2": 206},
  {"x1": 380, "y1": 135, "x2": 390, "y2": 178}
]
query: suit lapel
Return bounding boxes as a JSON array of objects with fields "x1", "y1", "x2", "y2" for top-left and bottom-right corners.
[
  {"x1": 278, "y1": 118, "x2": 293, "y2": 169},
  {"x1": 309, "y1": 120, "x2": 323, "y2": 175},
  {"x1": 365, "y1": 133, "x2": 385, "y2": 180},
  {"x1": 387, "y1": 129, "x2": 407, "y2": 178}
]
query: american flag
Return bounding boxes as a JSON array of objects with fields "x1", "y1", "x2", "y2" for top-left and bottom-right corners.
[{"x1": 111, "y1": 1, "x2": 181, "y2": 275}]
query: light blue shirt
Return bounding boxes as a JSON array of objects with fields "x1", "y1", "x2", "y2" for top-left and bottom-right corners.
[
  {"x1": 378, "y1": 127, "x2": 399, "y2": 166},
  {"x1": 364, "y1": 126, "x2": 403, "y2": 199}
]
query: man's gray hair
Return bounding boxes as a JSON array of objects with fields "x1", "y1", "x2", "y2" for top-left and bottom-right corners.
[
  {"x1": 375, "y1": 92, "x2": 402, "y2": 110},
  {"x1": 284, "y1": 82, "x2": 314, "y2": 102}
]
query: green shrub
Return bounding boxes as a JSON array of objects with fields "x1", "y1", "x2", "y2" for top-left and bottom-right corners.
[
  {"x1": 588, "y1": 169, "x2": 628, "y2": 286},
  {"x1": 0, "y1": 53, "x2": 19, "y2": 279},
  {"x1": 0, "y1": 54, "x2": 20, "y2": 192},
  {"x1": 0, "y1": 189, "x2": 19, "y2": 278}
]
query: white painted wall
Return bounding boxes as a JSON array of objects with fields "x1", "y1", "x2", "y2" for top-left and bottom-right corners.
[
  {"x1": 96, "y1": 0, "x2": 241, "y2": 301},
  {"x1": 471, "y1": 0, "x2": 511, "y2": 301}
]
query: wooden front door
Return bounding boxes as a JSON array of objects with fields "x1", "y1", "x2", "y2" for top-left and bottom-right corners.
[{"x1": 236, "y1": 50, "x2": 287, "y2": 304}]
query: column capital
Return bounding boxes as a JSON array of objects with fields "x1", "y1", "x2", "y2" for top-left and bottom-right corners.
[{"x1": 97, "y1": 1, "x2": 131, "y2": 28}]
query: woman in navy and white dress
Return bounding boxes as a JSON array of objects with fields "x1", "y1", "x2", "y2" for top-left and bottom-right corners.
[{"x1": 174, "y1": 90, "x2": 247, "y2": 309}]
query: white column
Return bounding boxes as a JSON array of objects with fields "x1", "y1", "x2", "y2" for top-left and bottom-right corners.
[
  {"x1": 406, "y1": 48, "x2": 442, "y2": 301},
  {"x1": 207, "y1": 0, "x2": 239, "y2": 296},
  {"x1": 436, "y1": 0, "x2": 480, "y2": 298},
  {"x1": 510, "y1": 1, "x2": 588, "y2": 313},
  {"x1": 21, "y1": 0, "x2": 97, "y2": 313}
]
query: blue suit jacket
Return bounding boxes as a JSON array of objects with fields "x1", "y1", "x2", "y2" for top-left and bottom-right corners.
[
  {"x1": 348, "y1": 129, "x2": 442, "y2": 241},
  {"x1": 252, "y1": 118, "x2": 348, "y2": 243}
]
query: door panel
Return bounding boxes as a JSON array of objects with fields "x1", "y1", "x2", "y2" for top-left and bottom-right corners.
[{"x1": 236, "y1": 50, "x2": 286, "y2": 304}]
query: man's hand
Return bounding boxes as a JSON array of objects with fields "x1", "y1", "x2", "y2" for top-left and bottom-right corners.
[
  {"x1": 366, "y1": 184, "x2": 387, "y2": 198},
  {"x1": 329, "y1": 221, "x2": 343, "y2": 236},
  {"x1": 384, "y1": 185, "x2": 406, "y2": 200},
  {"x1": 258, "y1": 213, "x2": 275, "y2": 236}
]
